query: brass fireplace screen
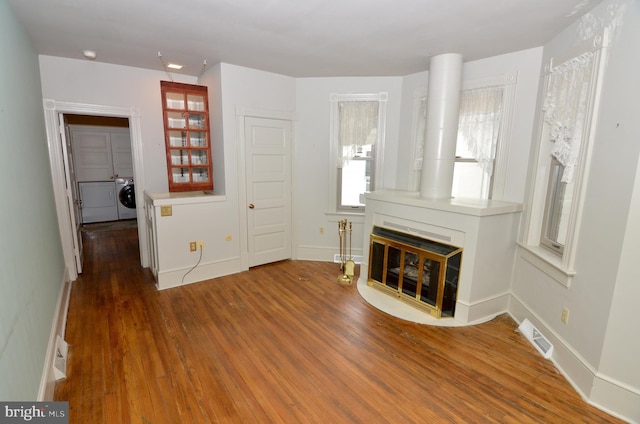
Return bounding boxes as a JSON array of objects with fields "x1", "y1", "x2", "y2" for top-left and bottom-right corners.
[{"x1": 367, "y1": 226, "x2": 462, "y2": 318}]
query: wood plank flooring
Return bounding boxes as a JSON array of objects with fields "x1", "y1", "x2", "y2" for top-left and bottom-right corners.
[{"x1": 54, "y1": 226, "x2": 622, "y2": 423}]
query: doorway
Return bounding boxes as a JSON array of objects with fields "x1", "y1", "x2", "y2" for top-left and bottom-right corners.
[{"x1": 43, "y1": 99, "x2": 148, "y2": 281}]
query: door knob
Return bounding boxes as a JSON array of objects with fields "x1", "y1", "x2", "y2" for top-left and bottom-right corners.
[{"x1": 248, "y1": 203, "x2": 255, "y2": 209}]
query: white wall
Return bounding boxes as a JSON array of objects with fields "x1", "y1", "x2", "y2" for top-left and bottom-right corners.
[
  {"x1": 216, "y1": 63, "x2": 296, "y2": 268},
  {"x1": 510, "y1": 0, "x2": 640, "y2": 420},
  {"x1": 588, "y1": 0, "x2": 640, "y2": 416},
  {"x1": 0, "y1": 0, "x2": 65, "y2": 399},
  {"x1": 294, "y1": 76, "x2": 403, "y2": 261}
]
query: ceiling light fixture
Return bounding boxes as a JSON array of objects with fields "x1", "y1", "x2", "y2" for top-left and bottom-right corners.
[
  {"x1": 82, "y1": 50, "x2": 97, "y2": 60},
  {"x1": 167, "y1": 63, "x2": 183, "y2": 70}
]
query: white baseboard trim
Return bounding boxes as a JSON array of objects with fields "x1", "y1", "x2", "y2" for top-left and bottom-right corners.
[
  {"x1": 508, "y1": 294, "x2": 638, "y2": 424},
  {"x1": 156, "y1": 256, "x2": 244, "y2": 290},
  {"x1": 590, "y1": 373, "x2": 640, "y2": 423},
  {"x1": 38, "y1": 268, "x2": 73, "y2": 401},
  {"x1": 296, "y1": 245, "x2": 363, "y2": 262},
  {"x1": 454, "y1": 291, "x2": 510, "y2": 325}
]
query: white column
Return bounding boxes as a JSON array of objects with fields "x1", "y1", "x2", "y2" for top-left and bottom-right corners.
[{"x1": 420, "y1": 53, "x2": 463, "y2": 200}]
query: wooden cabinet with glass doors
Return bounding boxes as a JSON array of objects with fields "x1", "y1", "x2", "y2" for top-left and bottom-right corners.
[{"x1": 160, "y1": 81, "x2": 213, "y2": 192}]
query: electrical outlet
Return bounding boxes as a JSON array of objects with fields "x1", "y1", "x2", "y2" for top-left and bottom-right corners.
[
  {"x1": 198, "y1": 241, "x2": 204, "y2": 250},
  {"x1": 189, "y1": 241, "x2": 197, "y2": 252},
  {"x1": 561, "y1": 307, "x2": 570, "y2": 324}
]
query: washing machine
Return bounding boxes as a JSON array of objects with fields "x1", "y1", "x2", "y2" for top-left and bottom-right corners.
[{"x1": 115, "y1": 178, "x2": 137, "y2": 220}]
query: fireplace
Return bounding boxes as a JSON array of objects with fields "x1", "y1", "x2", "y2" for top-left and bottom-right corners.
[
  {"x1": 356, "y1": 190, "x2": 522, "y2": 326},
  {"x1": 368, "y1": 226, "x2": 462, "y2": 318}
]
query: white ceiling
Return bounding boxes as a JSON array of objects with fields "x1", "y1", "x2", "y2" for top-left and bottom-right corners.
[{"x1": 8, "y1": 0, "x2": 602, "y2": 78}]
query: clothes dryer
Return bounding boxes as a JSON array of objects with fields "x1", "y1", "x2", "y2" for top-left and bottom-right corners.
[{"x1": 115, "y1": 178, "x2": 136, "y2": 220}]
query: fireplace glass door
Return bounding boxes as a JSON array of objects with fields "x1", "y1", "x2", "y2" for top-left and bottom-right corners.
[{"x1": 368, "y1": 226, "x2": 462, "y2": 318}]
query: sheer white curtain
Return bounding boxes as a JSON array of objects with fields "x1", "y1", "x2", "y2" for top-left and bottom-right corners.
[
  {"x1": 337, "y1": 100, "x2": 379, "y2": 167},
  {"x1": 542, "y1": 52, "x2": 594, "y2": 183},
  {"x1": 456, "y1": 86, "x2": 504, "y2": 177}
]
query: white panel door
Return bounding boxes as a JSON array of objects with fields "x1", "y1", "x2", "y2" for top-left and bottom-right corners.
[
  {"x1": 60, "y1": 115, "x2": 84, "y2": 273},
  {"x1": 70, "y1": 129, "x2": 114, "y2": 181},
  {"x1": 245, "y1": 117, "x2": 292, "y2": 267},
  {"x1": 110, "y1": 130, "x2": 133, "y2": 178}
]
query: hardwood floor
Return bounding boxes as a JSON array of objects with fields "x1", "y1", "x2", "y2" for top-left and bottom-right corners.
[{"x1": 54, "y1": 226, "x2": 622, "y2": 423}]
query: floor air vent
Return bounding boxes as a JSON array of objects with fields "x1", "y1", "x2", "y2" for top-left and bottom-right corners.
[
  {"x1": 53, "y1": 335, "x2": 69, "y2": 380},
  {"x1": 518, "y1": 319, "x2": 553, "y2": 359},
  {"x1": 333, "y1": 254, "x2": 363, "y2": 264}
]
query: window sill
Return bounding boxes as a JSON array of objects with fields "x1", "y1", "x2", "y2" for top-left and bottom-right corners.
[{"x1": 517, "y1": 243, "x2": 575, "y2": 288}]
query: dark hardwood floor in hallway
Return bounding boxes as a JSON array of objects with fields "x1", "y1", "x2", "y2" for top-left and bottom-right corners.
[{"x1": 54, "y1": 225, "x2": 622, "y2": 423}]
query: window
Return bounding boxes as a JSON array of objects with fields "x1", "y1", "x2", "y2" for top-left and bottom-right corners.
[
  {"x1": 409, "y1": 74, "x2": 515, "y2": 199},
  {"x1": 518, "y1": 30, "x2": 608, "y2": 287},
  {"x1": 338, "y1": 143, "x2": 375, "y2": 208},
  {"x1": 453, "y1": 85, "x2": 505, "y2": 199},
  {"x1": 330, "y1": 93, "x2": 387, "y2": 212},
  {"x1": 538, "y1": 51, "x2": 595, "y2": 257},
  {"x1": 541, "y1": 158, "x2": 573, "y2": 254}
]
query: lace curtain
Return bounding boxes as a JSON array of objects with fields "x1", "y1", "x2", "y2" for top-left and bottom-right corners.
[
  {"x1": 542, "y1": 52, "x2": 594, "y2": 183},
  {"x1": 457, "y1": 86, "x2": 504, "y2": 176},
  {"x1": 337, "y1": 100, "x2": 379, "y2": 167}
]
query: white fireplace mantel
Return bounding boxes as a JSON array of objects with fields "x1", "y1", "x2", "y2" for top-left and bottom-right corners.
[{"x1": 357, "y1": 190, "x2": 523, "y2": 326}]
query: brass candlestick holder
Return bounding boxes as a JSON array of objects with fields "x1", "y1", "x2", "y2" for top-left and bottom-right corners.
[{"x1": 338, "y1": 219, "x2": 355, "y2": 284}]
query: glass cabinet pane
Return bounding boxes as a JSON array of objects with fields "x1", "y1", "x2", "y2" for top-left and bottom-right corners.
[
  {"x1": 170, "y1": 149, "x2": 189, "y2": 165},
  {"x1": 165, "y1": 92, "x2": 185, "y2": 110},
  {"x1": 188, "y1": 113, "x2": 206, "y2": 129},
  {"x1": 167, "y1": 112, "x2": 186, "y2": 129},
  {"x1": 192, "y1": 168, "x2": 209, "y2": 183},
  {"x1": 187, "y1": 94, "x2": 205, "y2": 111},
  {"x1": 189, "y1": 132, "x2": 207, "y2": 147},
  {"x1": 169, "y1": 131, "x2": 187, "y2": 147},
  {"x1": 172, "y1": 167, "x2": 190, "y2": 183},
  {"x1": 191, "y1": 150, "x2": 208, "y2": 165}
]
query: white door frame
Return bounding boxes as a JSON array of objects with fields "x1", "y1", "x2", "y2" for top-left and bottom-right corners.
[
  {"x1": 43, "y1": 99, "x2": 148, "y2": 280},
  {"x1": 235, "y1": 106, "x2": 297, "y2": 269},
  {"x1": 58, "y1": 113, "x2": 83, "y2": 274}
]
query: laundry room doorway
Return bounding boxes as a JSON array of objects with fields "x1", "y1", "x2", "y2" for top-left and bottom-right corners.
[{"x1": 43, "y1": 99, "x2": 148, "y2": 280}]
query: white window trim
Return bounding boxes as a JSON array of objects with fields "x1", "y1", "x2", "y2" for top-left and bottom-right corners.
[
  {"x1": 518, "y1": 30, "x2": 609, "y2": 288},
  {"x1": 328, "y1": 92, "x2": 387, "y2": 214},
  {"x1": 408, "y1": 72, "x2": 517, "y2": 200}
]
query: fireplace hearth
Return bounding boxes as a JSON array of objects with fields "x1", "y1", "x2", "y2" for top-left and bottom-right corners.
[{"x1": 368, "y1": 226, "x2": 462, "y2": 318}]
